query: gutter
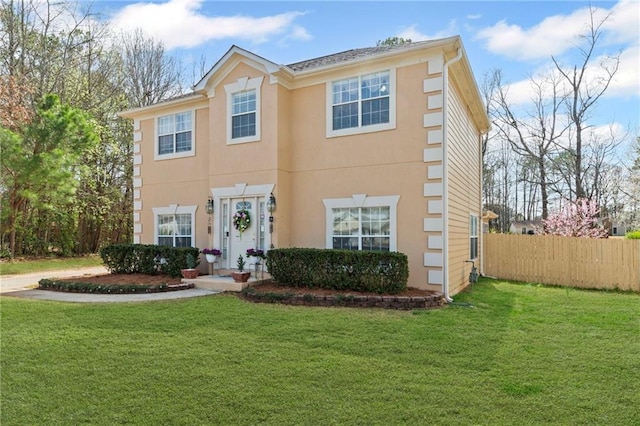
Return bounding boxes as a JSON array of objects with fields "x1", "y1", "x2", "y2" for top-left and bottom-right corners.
[{"x1": 441, "y1": 46, "x2": 463, "y2": 303}]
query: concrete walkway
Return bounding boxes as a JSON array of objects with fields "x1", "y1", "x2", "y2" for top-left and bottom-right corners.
[{"x1": 0, "y1": 267, "x2": 221, "y2": 303}]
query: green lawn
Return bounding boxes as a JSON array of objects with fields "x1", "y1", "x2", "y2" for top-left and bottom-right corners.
[
  {"x1": 0, "y1": 255, "x2": 103, "y2": 275},
  {"x1": 1, "y1": 279, "x2": 638, "y2": 425}
]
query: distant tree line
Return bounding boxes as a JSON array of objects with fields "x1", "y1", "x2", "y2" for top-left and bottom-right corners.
[{"x1": 0, "y1": 0, "x2": 183, "y2": 257}]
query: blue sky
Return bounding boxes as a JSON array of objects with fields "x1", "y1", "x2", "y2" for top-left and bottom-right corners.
[{"x1": 99, "y1": 0, "x2": 639, "y2": 146}]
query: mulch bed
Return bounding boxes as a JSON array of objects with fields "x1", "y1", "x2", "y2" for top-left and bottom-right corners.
[
  {"x1": 47, "y1": 273, "x2": 193, "y2": 293},
  {"x1": 240, "y1": 282, "x2": 444, "y2": 310},
  {"x1": 50, "y1": 274, "x2": 444, "y2": 308}
]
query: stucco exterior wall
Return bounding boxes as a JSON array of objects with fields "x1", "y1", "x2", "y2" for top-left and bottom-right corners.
[{"x1": 286, "y1": 61, "x2": 437, "y2": 289}]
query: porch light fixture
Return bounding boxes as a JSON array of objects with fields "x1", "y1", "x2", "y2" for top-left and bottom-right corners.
[
  {"x1": 205, "y1": 197, "x2": 214, "y2": 215},
  {"x1": 267, "y1": 193, "x2": 276, "y2": 247},
  {"x1": 266, "y1": 193, "x2": 276, "y2": 214}
]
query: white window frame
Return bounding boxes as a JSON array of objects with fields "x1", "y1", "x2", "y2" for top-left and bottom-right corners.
[
  {"x1": 154, "y1": 111, "x2": 195, "y2": 160},
  {"x1": 224, "y1": 76, "x2": 263, "y2": 145},
  {"x1": 470, "y1": 214, "x2": 479, "y2": 260},
  {"x1": 152, "y1": 204, "x2": 197, "y2": 247},
  {"x1": 326, "y1": 69, "x2": 396, "y2": 138},
  {"x1": 323, "y1": 195, "x2": 400, "y2": 251}
]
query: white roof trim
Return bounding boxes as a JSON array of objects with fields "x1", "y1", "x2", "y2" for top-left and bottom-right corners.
[{"x1": 194, "y1": 45, "x2": 283, "y2": 92}]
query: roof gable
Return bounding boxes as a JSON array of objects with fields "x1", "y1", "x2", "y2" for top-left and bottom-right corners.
[{"x1": 193, "y1": 45, "x2": 285, "y2": 93}]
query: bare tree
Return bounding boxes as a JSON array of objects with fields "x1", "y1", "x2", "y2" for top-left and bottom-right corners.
[
  {"x1": 552, "y1": 5, "x2": 620, "y2": 200},
  {"x1": 489, "y1": 69, "x2": 569, "y2": 219},
  {"x1": 118, "y1": 28, "x2": 184, "y2": 108}
]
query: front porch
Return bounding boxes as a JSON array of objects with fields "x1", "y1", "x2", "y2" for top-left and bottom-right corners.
[{"x1": 183, "y1": 269, "x2": 271, "y2": 292}]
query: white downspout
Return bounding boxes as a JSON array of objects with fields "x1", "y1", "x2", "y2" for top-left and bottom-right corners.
[{"x1": 442, "y1": 46, "x2": 463, "y2": 303}]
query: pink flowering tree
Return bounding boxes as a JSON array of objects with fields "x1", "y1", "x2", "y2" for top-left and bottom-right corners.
[{"x1": 540, "y1": 198, "x2": 608, "y2": 238}]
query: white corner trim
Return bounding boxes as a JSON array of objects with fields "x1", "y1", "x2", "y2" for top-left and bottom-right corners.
[
  {"x1": 423, "y1": 183, "x2": 443, "y2": 197},
  {"x1": 428, "y1": 94, "x2": 443, "y2": 110},
  {"x1": 428, "y1": 269, "x2": 443, "y2": 285},
  {"x1": 423, "y1": 76, "x2": 443, "y2": 93},
  {"x1": 428, "y1": 165, "x2": 443, "y2": 180},
  {"x1": 423, "y1": 112, "x2": 443, "y2": 128},
  {"x1": 423, "y1": 218, "x2": 443, "y2": 232},
  {"x1": 424, "y1": 252, "x2": 443, "y2": 267},
  {"x1": 428, "y1": 199, "x2": 443, "y2": 214},
  {"x1": 423, "y1": 147, "x2": 443, "y2": 162},
  {"x1": 428, "y1": 56, "x2": 444, "y2": 75},
  {"x1": 428, "y1": 235, "x2": 443, "y2": 250},
  {"x1": 427, "y1": 129, "x2": 443, "y2": 145}
]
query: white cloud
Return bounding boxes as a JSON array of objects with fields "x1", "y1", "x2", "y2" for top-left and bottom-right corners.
[
  {"x1": 502, "y1": 43, "x2": 639, "y2": 109},
  {"x1": 109, "y1": 0, "x2": 309, "y2": 49},
  {"x1": 397, "y1": 20, "x2": 458, "y2": 42},
  {"x1": 476, "y1": 0, "x2": 638, "y2": 61}
]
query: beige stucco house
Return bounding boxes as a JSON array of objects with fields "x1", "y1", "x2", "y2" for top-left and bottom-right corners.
[{"x1": 119, "y1": 36, "x2": 490, "y2": 298}]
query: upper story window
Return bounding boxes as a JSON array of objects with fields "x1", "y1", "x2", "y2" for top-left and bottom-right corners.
[
  {"x1": 327, "y1": 70, "x2": 396, "y2": 138},
  {"x1": 156, "y1": 111, "x2": 194, "y2": 160},
  {"x1": 225, "y1": 76, "x2": 263, "y2": 144},
  {"x1": 232, "y1": 90, "x2": 256, "y2": 139}
]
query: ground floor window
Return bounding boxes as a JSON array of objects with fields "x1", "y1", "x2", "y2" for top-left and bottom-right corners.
[
  {"x1": 323, "y1": 195, "x2": 399, "y2": 252},
  {"x1": 332, "y1": 207, "x2": 390, "y2": 251},
  {"x1": 470, "y1": 214, "x2": 479, "y2": 259},
  {"x1": 153, "y1": 205, "x2": 197, "y2": 247}
]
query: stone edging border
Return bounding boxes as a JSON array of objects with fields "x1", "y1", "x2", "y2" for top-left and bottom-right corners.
[{"x1": 240, "y1": 291, "x2": 444, "y2": 310}]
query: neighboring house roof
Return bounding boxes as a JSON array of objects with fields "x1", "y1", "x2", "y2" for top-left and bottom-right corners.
[{"x1": 510, "y1": 220, "x2": 543, "y2": 228}]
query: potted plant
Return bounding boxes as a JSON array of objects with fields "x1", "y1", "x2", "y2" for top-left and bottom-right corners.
[
  {"x1": 202, "y1": 248, "x2": 222, "y2": 263},
  {"x1": 231, "y1": 254, "x2": 251, "y2": 283},
  {"x1": 246, "y1": 248, "x2": 266, "y2": 261},
  {"x1": 181, "y1": 253, "x2": 199, "y2": 279}
]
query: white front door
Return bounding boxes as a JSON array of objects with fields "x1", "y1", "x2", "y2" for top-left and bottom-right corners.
[{"x1": 223, "y1": 198, "x2": 266, "y2": 269}]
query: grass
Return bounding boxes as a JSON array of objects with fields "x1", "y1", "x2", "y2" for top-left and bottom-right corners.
[
  {"x1": 0, "y1": 255, "x2": 103, "y2": 275},
  {"x1": 1, "y1": 278, "x2": 639, "y2": 425}
]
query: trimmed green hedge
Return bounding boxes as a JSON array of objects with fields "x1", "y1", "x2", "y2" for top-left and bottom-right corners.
[
  {"x1": 266, "y1": 248, "x2": 409, "y2": 294},
  {"x1": 99, "y1": 244, "x2": 200, "y2": 277}
]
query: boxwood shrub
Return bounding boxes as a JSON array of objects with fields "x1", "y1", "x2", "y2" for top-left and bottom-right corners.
[
  {"x1": 99, "y1": 244, "x2": 200, "y2": 277},
  {"x1": 266, "y1": 248, "x2": 408, "y2": 294}
]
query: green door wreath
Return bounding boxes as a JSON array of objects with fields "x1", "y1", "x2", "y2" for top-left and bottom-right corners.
[{"x1": 233, "y1": 209, "x2": 251, "y2": 237}]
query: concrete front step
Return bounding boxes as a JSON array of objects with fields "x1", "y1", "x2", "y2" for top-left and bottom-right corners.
[{"x1": 182, "y1": 270, "x2": 270, "y2": 292}]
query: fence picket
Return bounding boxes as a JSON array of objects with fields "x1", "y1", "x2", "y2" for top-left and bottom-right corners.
[{"x1": 483, "y1": 234, "x2": 640, "y2": 292}]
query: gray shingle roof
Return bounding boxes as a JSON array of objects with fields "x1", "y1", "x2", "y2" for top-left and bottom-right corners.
[{"x1": 286, "y1": 39, "x2": 441, "y2": 72}]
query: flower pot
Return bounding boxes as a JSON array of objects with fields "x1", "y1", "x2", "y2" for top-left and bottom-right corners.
[
  {"x1": 181, "y1": 269, "x2": 199, "y2": 279},
  {"x1": 205, "y1": 254, "x2": 217, "y2": 263},
  {"x1": 231, "y1": 271, "x2": 251, "y2": 283}
]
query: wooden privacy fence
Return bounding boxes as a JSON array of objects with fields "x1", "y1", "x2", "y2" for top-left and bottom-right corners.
[{"x1": 483, "y1": 234, "x2": 640, "y2": 292}]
